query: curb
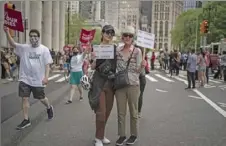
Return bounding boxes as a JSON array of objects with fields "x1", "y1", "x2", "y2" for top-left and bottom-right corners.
[{"x1": 1, "y1": 85, "x2": 70, "y2": 146}]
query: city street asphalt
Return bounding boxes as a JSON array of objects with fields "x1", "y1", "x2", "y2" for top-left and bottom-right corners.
[{"x1": 2, "y1": 70, "x2": 224, "y2": 146}]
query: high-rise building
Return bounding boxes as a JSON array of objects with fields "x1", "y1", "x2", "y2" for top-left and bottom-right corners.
[
  {"x1": 117, "y1": 1, "x2": 139, "y2": 32},
  {"x1": 105, "y1": 1, "x2": 119, "y2": 29},
  {"x1": 151, "y1": 1, "x2": 184, "y2": 50},
  {"x1": 65, "y1": 1, "x2": 79, "y2": 14},
  {"x1": 100, "y1": 1, "x2": 105, "y2": 20},
  {"x1": 140, "y1": 1, "x2": 152, "y2": 32},
  {"x1": 184, "y1": 0, "x2": 203, "y2": 11},
  {"x1": 79, "y1": 1, "x2": 93, "y2": 19}
]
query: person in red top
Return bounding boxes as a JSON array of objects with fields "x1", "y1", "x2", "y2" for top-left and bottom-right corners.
[{"x1": 151, "y1": 51, "x2": 156, "y2": 70}]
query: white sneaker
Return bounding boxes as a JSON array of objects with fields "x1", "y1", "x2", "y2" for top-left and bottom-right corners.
[
  {"x1": 102, "y1": 137, "x2": 111, "y2": 144},
  {"x1": 95, "y1": 138, "x2": 103, "y2": 146}
]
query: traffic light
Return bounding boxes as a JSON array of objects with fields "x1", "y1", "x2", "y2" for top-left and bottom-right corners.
[
  {"x1": 4, "y1": 2, "x2": 16, "y2": 37},
  {"x1": 200, "y1": 21, "x2": 204, "y2": 33},
  {"x1": 203, "y1": 20, "x2": 209, "y2": 33}
]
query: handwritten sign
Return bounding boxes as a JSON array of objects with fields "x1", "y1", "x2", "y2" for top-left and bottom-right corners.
[
  {"x1": 93, "y1": 45, "x2": 114, "y2": 59},
  {"x1": 136, "y1": 30, "x2": 155, "y2": 49}
]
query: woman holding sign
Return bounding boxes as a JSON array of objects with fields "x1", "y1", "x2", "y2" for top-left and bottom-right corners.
[
  {"x1": 114, "y1": 26, "x2": 146, "y2": 145},
  {"x1": 89, "y1": 25, "x2": 117, "y2": 146},
  {"x1": 66, "y1": 46, "x2": 88, "y2": 103}
]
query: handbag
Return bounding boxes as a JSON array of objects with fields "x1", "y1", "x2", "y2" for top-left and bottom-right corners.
[{"x1": 114, "y1": 47, "x2": 135, "y2": 90}]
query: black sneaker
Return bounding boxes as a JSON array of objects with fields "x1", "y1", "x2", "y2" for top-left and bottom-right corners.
[
  {"x1": 47, "y1": 105, "x2": 54, "y2": 119},
  {"x1": 126, "y1": 135, "x2": 137, "y2": 145},
  {"x1": 79, "y1": 97, "x2": 83, "y2": 101},
  {"x1": 116, "y1": 136, "x2": 127, "y2": 146},
  {"x1": 16, "y1": 119, "x2": 31, "y2": 130}
]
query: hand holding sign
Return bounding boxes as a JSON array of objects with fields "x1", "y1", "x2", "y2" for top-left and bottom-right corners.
[{"x1": 3, "y1": 26, "x2": 9, "y2": 32}]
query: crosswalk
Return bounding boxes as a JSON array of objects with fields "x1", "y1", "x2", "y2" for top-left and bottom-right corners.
[{"x1": 48, "y1": 71, "x2": 225, "y2": 86}]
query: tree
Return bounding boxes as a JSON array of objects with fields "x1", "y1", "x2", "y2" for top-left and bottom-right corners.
[
  {"x1": 171, "y1": 1, "x2": 226, "y2": 51},
  {"x1": 65, "y1": 13, "x2": 85, "y2": 45}
]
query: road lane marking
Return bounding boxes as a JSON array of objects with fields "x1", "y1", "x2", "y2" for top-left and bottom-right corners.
[
  {"x1": 55, "y1": 77, "x2": 68, "y2": 82},
  {"x1": 219, "y1": 85, "x2": 226, "y2": 88},
  {"x1": 175, "y1": 76, "x2": 226, "y2": 118},
  {"x1": 188, "y1": 95, "x2": 202, "y2": 100},
  {"x1": 155, "y1": 74, "x2": 174, "y2": 82},
  {"x1": 48, "y1": 74, "x2": 61, "y2": 80},
  {"x1": 145, "y1": 75, "x2": 158, "y2": 82},
  {"x1": 179, "y1": 74, "x2": 186, "y2": 78},
  {"x1": 209, "y1": 79, "x2": 222, "y2": 84},
  {"x1": 204, "y1": 85, "x2": 216, "y2": 88},
  {"x1": 156, "y1": 89, "x2": 168, "y2": 92},
  {"x1": 218, "y1": 102, "x2": 226, "y2": 108}
]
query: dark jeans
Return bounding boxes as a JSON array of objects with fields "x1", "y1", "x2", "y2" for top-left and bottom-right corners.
[
  {"x1": 187, "y1": 71, "x2": 195, "y2": 88},
  {"x1": 206, "y1": 67, "x2": 209, "y2": 84},
  {"x1": 1, "y1": 64, "x2": 6, "y2": 79},
  {"x1": 151, "y1": 60, "x2": 154, "y2": 70},
  {"x1": 164, "y1": 59, "x2": 169, "y2": 70},
  {"x1": 138, "y1": 75, "x2": 146, "y2": 113}
]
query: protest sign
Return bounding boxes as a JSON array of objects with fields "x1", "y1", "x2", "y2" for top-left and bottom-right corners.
[
  {"x1": 4, "y1": 8, "x2": 24, "y2": 32},
  {"x1": 80, "y1": 29, "x2": 96, "y2": 44},
  {"x1": 93, "y1": 45, "x2": 114, "y2": 59},
  {"x1": 136, "y1": 30, "x2": 155, "y2": 49}
]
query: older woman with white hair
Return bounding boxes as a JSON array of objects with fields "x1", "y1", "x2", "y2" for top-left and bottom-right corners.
[{"x1": 114, "y1": 26, "x2": 146, "y2": 146}]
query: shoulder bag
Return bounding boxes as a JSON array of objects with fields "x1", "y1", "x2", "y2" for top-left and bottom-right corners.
[{"x1": 114, "y1": 47, "x2": 135, "y2": 90}]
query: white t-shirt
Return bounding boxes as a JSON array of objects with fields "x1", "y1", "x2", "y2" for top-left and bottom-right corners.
[
  {"x1": 70, "y1": 53, "x2": 85, "y2": 72},
  {"x1": 15, "y1": 43, "x2": 53, "y2": 87}
]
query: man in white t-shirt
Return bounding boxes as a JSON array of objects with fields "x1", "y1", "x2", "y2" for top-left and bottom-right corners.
[{"x1": 4, "y1": 26, "x2": 54, "y2": 130}]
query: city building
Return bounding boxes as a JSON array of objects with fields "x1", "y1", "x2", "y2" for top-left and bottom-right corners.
[
  {"x1": 140, "y1": 1, "x2": 152, "y2": 32},
  {"x1": 151, "y1": 0, "x2": 184, "y2": 50},
  {"x1": 0, "y1": 1, "x2": 65, "y2": 51},
  {"x1": 65, "y1": 1, "x2": 79, "y2": 14},
  {"x1": 105, "y1": 1, "x2": 119, "y2": 29},
  {"x1": 118, "y1": 1, "x2": 140, "y2": 32},
  {"x1": 184, "y1": 0, "x2": 203, "y2": 11}
]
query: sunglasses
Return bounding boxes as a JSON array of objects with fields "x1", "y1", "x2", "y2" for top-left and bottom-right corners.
[
  {"x1": 104, "y1": 30, "x2": 115, "y2": 36},
  {"x1": 123, "y1": 33, "x2": 133, "y2": 38}
]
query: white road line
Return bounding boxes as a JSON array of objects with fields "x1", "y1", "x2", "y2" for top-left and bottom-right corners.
[
  {"x1": 209, "y1": 79, "x2": 222, "y2": 84},
  {"x1": 218, "y1": 102, "x2": 226, "y2": 108},
  {"x1": 156, "y1": 89, "x2": 168, "y2": 92},
  {"x1": 155, "y1": 74, "x2": 174, "y2": 82},
  {"x1": 188, "y1": 95, "x2": 202, "y2": 100},
  {"x1": 48, "y1": 74, "x2": 61, "y2": 80},
  {"x1": 219, "y1": 85, "x2": 226, "y2": 88},
  {"x1": 55, "y1": 77, "x2": 67, "y2": 82},
  {"x1": 204, "y1": 85, "x2": 216, "y2": 88},
  {"x1": 179, "y1": 74, "x2": 186, "y2": 78},
  {"x1": 175, "y1": 76, "x2": 226, "y2": 118},
  {"x1": 145, "y1": 75, "x2": 158, "y2": 82}
]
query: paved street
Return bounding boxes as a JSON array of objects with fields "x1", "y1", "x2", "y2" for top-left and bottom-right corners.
[
  {"x1": 0, "y1": 71, "x2": 67, "y2": 123},
  {"x1": 1, "y1": 70, "x2": 226, "y2": 146}
]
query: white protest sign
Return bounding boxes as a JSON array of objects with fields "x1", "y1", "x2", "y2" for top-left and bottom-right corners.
[
  {"x1": 93, "y1": 45, "x2": 114, "y2": 59},
  {"x1": 136, "y1": 30, "x2": 155, "y2": 49}
]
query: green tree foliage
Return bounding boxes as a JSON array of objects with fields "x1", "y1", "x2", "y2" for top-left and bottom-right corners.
[
  {"x1": 171, "y1": 2, "x2": 226, "y2": 51},
  {"x1": 65, "y1": 13, "x2": 102, "y2": 45},
  {"x1": 65, "y1": 13, "x2": 85, "y2": 45}
]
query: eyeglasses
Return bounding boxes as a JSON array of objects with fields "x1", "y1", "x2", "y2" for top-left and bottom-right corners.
[
  {"x1": 105, "y1": 30, "x2": 115, "y2": 36},
  {"x1": 123, "y1": 33, "x2": 133, "y2": 38},
  {"x1": 30, "y1": 35, "x2": 38, "y2": 37}
]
